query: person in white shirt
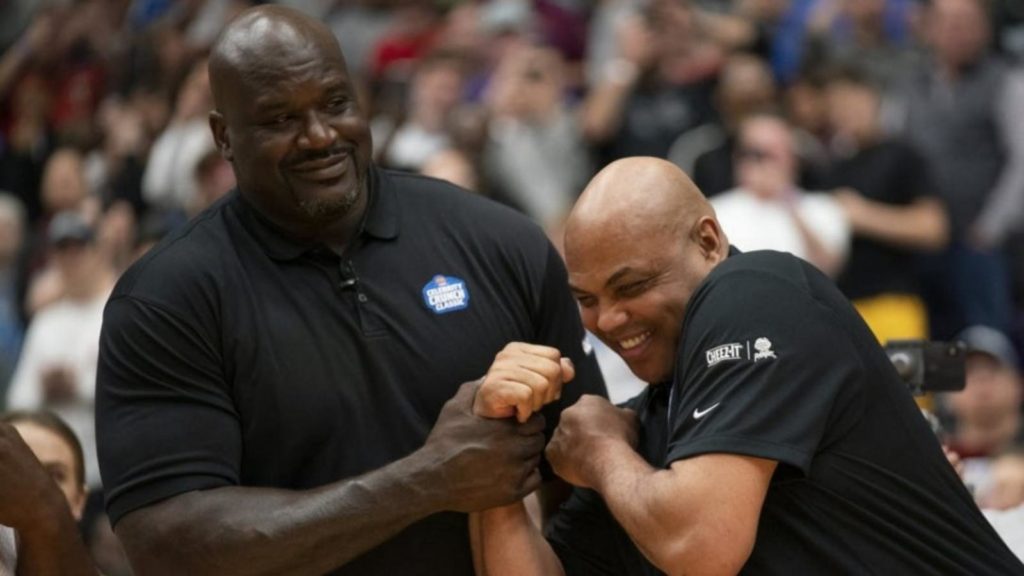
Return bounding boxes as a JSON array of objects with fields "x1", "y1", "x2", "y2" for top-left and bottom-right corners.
[
  {"x1": 711, "y1": 114, "x2": 849, "y2": 277},
  {"x1": 7, "y1": 212, "x2": 115, "y2": 488}
]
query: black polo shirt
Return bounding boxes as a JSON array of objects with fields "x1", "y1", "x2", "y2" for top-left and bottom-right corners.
[
  {"x1": 668, "y1": 249, "x2": 1022, "y2": 574},
  {"x1": 96, "y1": 166, "x2": 606, "y2": 575},
  {"x1": 547, "y1": 249, "x2": 1022, "y2": 575}
]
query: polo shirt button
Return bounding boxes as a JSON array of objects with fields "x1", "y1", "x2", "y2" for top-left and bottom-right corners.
[{"x1": 358, "y1": 293, "x2": 368, "y2": 303}]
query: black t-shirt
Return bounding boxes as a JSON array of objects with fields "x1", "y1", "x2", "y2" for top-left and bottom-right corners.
[
  {"x1": 823, "y1": 139, "x2": 935, "y2": 300},
  {"x1": 667, "y1": 249, "x2": 1022, "y2": 574},
  {"x1": 96, "y1": 166, "x2": 606, "y2": 575}
]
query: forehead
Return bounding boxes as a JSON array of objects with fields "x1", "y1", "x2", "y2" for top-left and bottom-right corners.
[
  {"x1": 12, "y1": 422, "x2": 75, "y2": 465},
  {"x1": 566, "y1": 221, "x2": 679, "y2": 286},
  {"x1": 223, "y1": 32, "x2": 351, "y2": 104}
]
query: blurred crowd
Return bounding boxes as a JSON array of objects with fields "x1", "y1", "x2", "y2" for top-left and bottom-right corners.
[{"x1": 1, "y1": 0, "x2": 1024, "y2": 571}]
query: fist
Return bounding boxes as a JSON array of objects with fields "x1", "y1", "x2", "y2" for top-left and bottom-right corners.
[
  {"x1": 473, "y1": 342, "x2": 575, "y2": 423},
  {"x1": 546, "y1": 395, "x2": 638, "y2": 488}
]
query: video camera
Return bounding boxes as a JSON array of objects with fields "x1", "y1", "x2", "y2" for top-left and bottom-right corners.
[{"x1": 884, "y1": 340, "x2": 967, "y2": 396}]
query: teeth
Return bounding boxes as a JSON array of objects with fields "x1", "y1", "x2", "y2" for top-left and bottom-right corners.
[{"x1": 620, "y1": 332, "x2": 650, "y2": 350}]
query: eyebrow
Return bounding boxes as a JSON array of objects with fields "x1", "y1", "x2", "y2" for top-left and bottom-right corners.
[{"x1": 569, "y1": 266, "x2": 643, "y2": 295}]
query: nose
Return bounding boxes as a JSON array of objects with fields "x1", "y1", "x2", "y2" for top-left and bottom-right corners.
[
  {"x1": 595, "y1": 301, "x2": 628, "y2": 335},
  {"x1": 297, "y1": 111, "x2": 337, "y2": 149}
]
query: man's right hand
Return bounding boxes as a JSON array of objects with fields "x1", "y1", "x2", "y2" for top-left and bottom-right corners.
[
  {"x1": 474, "y1": 342, "x2": 574, "y2": 423},
  {"x1": 422, "y1": 381, "x2": 548, "y2": 513}
]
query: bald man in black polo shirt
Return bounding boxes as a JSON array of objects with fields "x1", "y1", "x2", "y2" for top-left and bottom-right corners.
[
  {"x1": 95, "y1": 6, "x2": 604, "y2": 575},
  {"x1": 474, "y1": 157, "x2": 1023, "y2": 575}
]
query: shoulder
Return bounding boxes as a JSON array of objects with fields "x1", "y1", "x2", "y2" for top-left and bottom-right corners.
[
  {"x1": 380, "y1": 168, "x2": 551, "y2": 255},
  {"x1": 694, "y1": 251, "x2": 813, "y2": 310},
  {"x1": 382, "y1": 169, "x2": 543, "y2": 228},
  {"x1": 111, "y1": 196, "x2": 235, "y2": 310}
]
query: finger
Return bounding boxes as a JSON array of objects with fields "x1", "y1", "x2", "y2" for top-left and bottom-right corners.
[
  {"x1": 520, "y1": 467, "x2": 543, "y2": 497},
  {"x1": 478, "y1": 380, "x2": 534, "y2": 419},
  {"x1": 518, "y1": 412, "x2": 547, "y2": 437},
  {"x1": 502, "y1": 342, "x2": 562, "y2": 362},
  {"x1": 495, "y1": 366, "x2": 555, "y2": 412}
]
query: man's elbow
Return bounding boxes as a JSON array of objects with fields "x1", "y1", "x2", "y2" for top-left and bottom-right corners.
[{"x1": 650, "y1": 529, "x2": 755, "y2": 576}]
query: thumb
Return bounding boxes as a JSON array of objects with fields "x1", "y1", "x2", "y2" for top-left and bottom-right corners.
[{"x1": 560, "y1": 357, "x2": 575, "y2": 384}]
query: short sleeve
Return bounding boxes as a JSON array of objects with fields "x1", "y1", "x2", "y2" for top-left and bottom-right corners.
[
  {"x1": 97, "y1": 295, "x2": 241, "y2": 526},
  {"x1": 665, "y1": 268, "x2": 863, "y2": 475}
]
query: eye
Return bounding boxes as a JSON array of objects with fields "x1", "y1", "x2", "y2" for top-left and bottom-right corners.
[
  {"x1": 575, "y1": 295, "x2": 597, "y2": 309},
  {"x1": 617, "y1": 279, "x2": 650, "y2": 297},
  {"x1": 326, "y1": 97, "x2": 350, "y2": 113}
]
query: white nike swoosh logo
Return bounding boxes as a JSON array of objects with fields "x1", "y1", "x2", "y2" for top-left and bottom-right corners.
[{"x1": 693, "y1": 403, "x2": 721, "y2": 419}]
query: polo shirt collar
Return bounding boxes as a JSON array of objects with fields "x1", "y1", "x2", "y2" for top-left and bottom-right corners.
[{"x1": 236, "y1": 164, "x2": 399, "y2": 261}]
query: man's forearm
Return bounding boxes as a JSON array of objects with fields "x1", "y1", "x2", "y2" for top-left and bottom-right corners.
[
  {"x1": 118, "y1": 448, "x2": 448, "y2": 576},
  {"x1": 586, "y1": 440, "x2": 685, "y2": 571}
]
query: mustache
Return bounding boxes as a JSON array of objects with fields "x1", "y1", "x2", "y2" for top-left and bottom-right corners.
[{"x1": 287, "y1": 146, "x2": 350, "y2": 168}]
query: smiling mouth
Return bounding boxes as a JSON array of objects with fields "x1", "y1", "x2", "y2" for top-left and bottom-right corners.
[{"x1": 619, "y1": 331, "x2": 652, "y2": 351}]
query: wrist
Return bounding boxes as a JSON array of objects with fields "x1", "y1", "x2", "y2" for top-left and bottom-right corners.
[{"x1": 584, "y1": 436, "x2": 633, "y2": 492}]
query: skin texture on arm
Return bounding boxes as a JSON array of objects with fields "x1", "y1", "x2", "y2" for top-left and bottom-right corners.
[
  {"x1": 116, "y1": 381, "x2": 547, "y2": 576},
  {"x1": 546, "y1": 396, "x2": 776, "y2": 576},
  {"x1": 0, "y1": 422, "x2": 95, "y2": 576}
]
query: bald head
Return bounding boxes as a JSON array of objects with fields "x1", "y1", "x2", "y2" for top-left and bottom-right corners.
[
  {"x1": 566, "y1": 157, "x2": 714, "y2": 251},
  {"x1": 210, "y1": 5, "x2": 347, "y2": 115},
  {"x1": 564, "y1": 158, "x2": 728, "y2": 385}
]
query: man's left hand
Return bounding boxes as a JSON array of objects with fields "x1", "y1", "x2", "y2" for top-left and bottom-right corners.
[{"x1": 545, "y1": 395, "x2": 638, "y2": 488}]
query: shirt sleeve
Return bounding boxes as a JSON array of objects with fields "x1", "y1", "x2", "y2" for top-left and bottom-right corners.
[
  {"x1": 96, "y1": 295, "x2": 241, "y2": 526},
  {"x1": 665, "y1": 267, "x2": 863, "y2": 475}
]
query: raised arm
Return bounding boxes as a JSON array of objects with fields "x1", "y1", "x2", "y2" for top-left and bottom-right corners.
[
  {"x1": 116, "y1": 381, "x2": 547, "y2": 576},
  {"x1": 546, "y1": 396, "x2": 775, "y2": 576},
  {"x1": 0, "y1": 423, "x2": 95, "y2": 576},
  {"x1": 471, "y1": 342, "x2": 574, "y2": 576}
]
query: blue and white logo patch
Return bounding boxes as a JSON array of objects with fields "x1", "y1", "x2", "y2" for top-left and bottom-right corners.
[{"x1": 422, "y1": 275, "x2": 470, "y2": 314}]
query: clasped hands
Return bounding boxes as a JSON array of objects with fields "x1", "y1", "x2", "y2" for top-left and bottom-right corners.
[{"x1": 473, "y1": 342, "x2": 638, "y2": 489}]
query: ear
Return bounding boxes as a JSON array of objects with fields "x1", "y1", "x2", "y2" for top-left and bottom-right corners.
[
  {"x1": 692, "y1": 216, "x2": 727, "y2": 264},
  {"x1": 209, "y1": 111, "x2": 232, "y2": 161}
]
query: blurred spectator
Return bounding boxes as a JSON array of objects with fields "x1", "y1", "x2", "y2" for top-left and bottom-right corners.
[
  {"x1": 7, "y1": 212, "x2": 116, "y2": 489},
  {"x1": 483, "y1": 43, "x2": 588, "y2": 230},
  {"x1": 686, "y1": 52, "x2": 777, "y2": 197},
  {"x1": 821, "y1": 66, "x2": 947, "y2": 342},
  {"x1": 983, "y1": 445, "x2": 1024, "y2": 561},
  {"x1": 581, "y1": 0, "x2": 720, "y2": 164},
  {"x1": 941, "y1": 325, "x2": 1023, "y2": 503},
  {"x1": 142, "y1": 57, "x2": 215, "y2": 214},
  {"x1": 191, "y1": 146, "x2": 235, "y2": 216},
  {"x1": 803, "y1": 0, "x2": 920, "y2": 97},
  {"x1": 0, "y1": 72, "x2": 54, "y2": 223},
  {"x1": 782, "y1": 65, "x2": 831, "y2": 181},
  {"x1": 421, "y1": 148, "x2": 479, "y2": 192},
  {"x1": 25, "y1": 148, "x2": 100, "y2": 316},
  {"x1": 0, "y1": 410, "x2": 94, "y2": 575},
  {"x1": 900, "y1": 0, "x2": 1024, "y2": 339},
  {"x1": 0, "y1": 194, "x2": 26, "y2": 399},
  {"x1": 373, "y1": 51, "x2": 465, "y2": 171},
  {"x1": 370, "y1": 2, "x2": 445, "y2": 81},
  {"x1": 710, "y1": 114, "x2": 848, "y2": 276}
]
